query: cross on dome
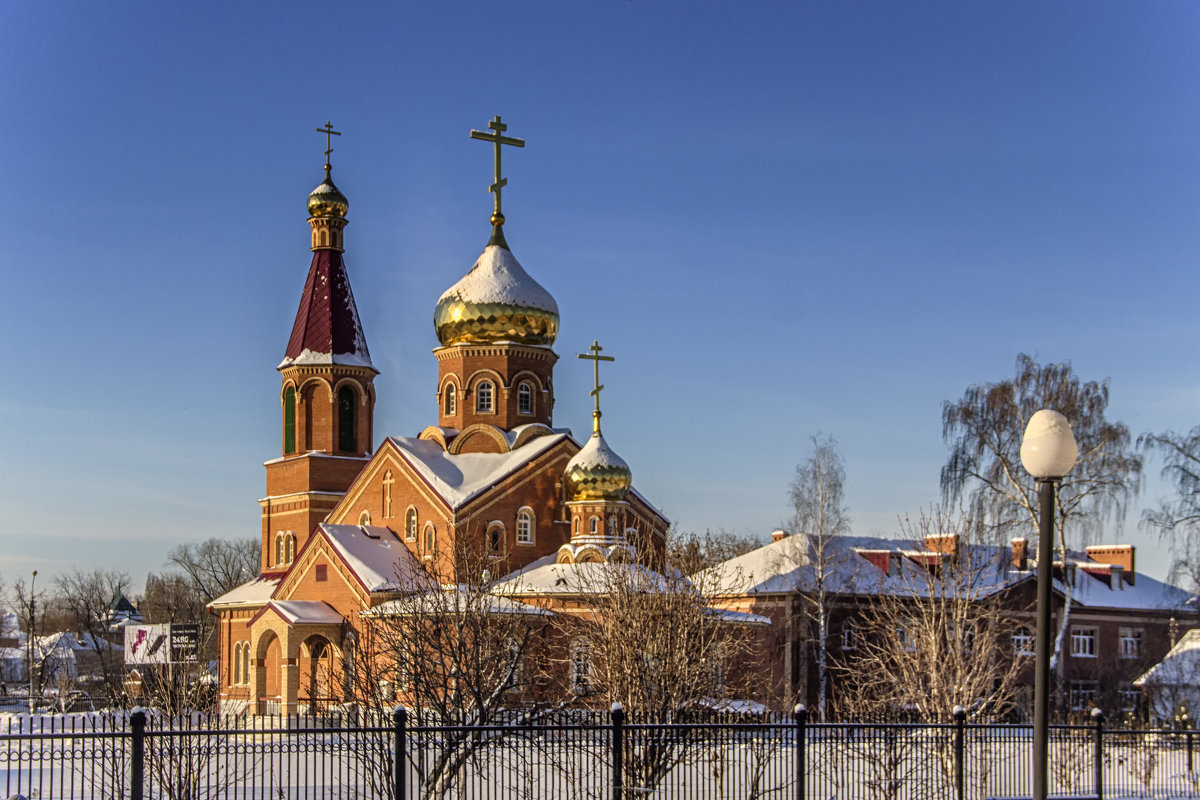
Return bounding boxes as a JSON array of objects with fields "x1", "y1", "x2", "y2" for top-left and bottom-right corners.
[
  {"x1": 578, "y1": 340, "x2": 615, "y2": 435},
  {"x1": 316, "y1": 121, "x2": 341, "y2": 174},
  {"x1": 469, "y1": 115, "x2": 525, "y2": 228}
]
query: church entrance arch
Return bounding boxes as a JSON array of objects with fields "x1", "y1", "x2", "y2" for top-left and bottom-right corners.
[
  {"x1": 256, "y1": 631, "x2": 281, "y2": 714},
  {"x1": 299, "y1": 634, "x2": 338, "y2": 714}
]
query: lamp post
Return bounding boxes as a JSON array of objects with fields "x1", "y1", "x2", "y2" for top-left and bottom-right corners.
[
  {"x1": 27, "y1": 569, "x2": 37, "y2": 715},
  {"x1": 1020, "y1": 409, "x2": 1078, "y2": 800}
]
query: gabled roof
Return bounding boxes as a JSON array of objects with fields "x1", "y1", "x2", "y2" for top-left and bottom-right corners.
[
  {"x1": 208, "y1": 577, "x2": 280, "y2": 610},
  {"x1": 315, "y1": 524, "x2": 431, "y2": 594},
  {"x1": 385, "y1": 433, "x2": 570, "y2": 510},
  {"x1": 279, "y1": 249, "x2": 374, "y2": 370},
  {"x1": 1136, "y1": 629, "x2": 1200, "y2": 687},
  {"x1": 254, "y1": 600, "x2": 345, "y2": 627}
]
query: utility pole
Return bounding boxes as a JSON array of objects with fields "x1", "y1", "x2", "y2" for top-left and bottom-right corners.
[{"x1": 27, "y1": 569, "x2": 37, "y2": 715}]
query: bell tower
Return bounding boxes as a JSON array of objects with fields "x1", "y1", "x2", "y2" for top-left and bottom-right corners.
[{"x1": 260, "y1": 123, "x2": 378, "y2": 574}]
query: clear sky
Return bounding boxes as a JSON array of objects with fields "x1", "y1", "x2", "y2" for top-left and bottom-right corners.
[{"x1": 2, "y1": 2, "x2": 1198, "y2": 591}]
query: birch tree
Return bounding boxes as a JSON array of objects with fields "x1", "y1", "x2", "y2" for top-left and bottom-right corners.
[
  {"x1": 941, "y1": 353, "x2": 1142, "y2": 681},
  {"x1": 1139, "y1": 426, "x2": 1200, "y2": 590}
]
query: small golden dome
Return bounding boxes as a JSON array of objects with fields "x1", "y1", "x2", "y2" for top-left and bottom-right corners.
[
  {"x1": 565, "y1": 432, "x2": 632, "y2": 501},
  {"x1": 308, "y1": 172, "x2": 349, "y2": 218},
  {"x1": 434, "y1": 242, "x2": 559, "y2": 347}
]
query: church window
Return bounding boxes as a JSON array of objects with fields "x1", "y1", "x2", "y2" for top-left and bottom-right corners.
[
  {"x1": 444, "y1": 385, "x2": 456, "y2": 416},
  {"x1": 516, "y1": 509, "x2": 534, "y2": 545},
  {"x1": 573, "y1": 518, "x2": 580, "y2": 536},
  {"x1": 242, "y1": 643, "x2": 251, "y2": 685},
  {"x1": 284, "y1": 386, "x2": 296, "y2": 454},
  {"x1": 488, "y1": 523, "x2": 505, "y2": 556},
  {"x1": 405, "y1": 507, "x2": 418, "y2": 541},
  {"x1": 517, "y1": 382, "x2": 533, "y2": 415},
  {"x1": 589, "y1": 516, "x2": 600, "y2": 536},
  {"x1": 286, "y1": 533, "x2": 295, "y2": 564},
  {"x1": 476, "y1": 380, "x2": 494, "y2": 414},
  {"x1": 232, "y1": 643, "x2": 242, "y2": 684},
  {"x1": 608, "y1": 516, "x2": 618, "y2": 536},
  {"x1": 276, "y1": 534, "x2": 285, "y2": 565},
  {"x1": 570, "y1": 638, "x2": 592, "y2": 693},
  {"x1": 423, "y1": 523, "x2": 436, "y2": 556},
  {"x1": 338, "y1": 386, "x2": 358, "y2": 452}
]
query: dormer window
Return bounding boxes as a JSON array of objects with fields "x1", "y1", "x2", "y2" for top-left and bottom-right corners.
[
  {"x1": 476, "y1": 381, "x2": 494, "y2": 414},
  {"x1": 517, "y1": 382, "x2": 533, "y2": 415}
]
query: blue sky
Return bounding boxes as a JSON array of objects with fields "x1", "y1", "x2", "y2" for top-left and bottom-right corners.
[{"x1": 2, "y1": 2, "x2": 1198, "y2": 589}]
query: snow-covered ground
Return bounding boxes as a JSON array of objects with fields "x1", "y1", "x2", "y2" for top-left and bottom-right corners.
[{"x1": 2, "y1": 713, "x2": 1198, "y2": 799}]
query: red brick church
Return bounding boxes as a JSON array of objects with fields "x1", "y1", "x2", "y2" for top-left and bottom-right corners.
[{"x1": 209, "y1": 119, "x2": 669, "y2": 714}]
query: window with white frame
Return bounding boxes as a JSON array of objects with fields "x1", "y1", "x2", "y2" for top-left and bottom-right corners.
[
  {"x1": 517, "y1": 382, "x2": 533, "y2": 415},
  {"x1": 423, "y1": 523, "x2": 436, "y2": 557},
  {"x1": 476, "y1": 380, "x2": 494, "y2": 414},
  {"x1": 570, "y1": 638, "x2": 592, "y2": 693},
  {"x1": 1118, "y1": 681, "x2": 1140, "y2": 713},
  {"x1": 516, "y1": 509, "x2": 534, "y2": 545},
  {"x1": 232, "y1": 642, "x2": 242, "y2": 684},
  {"x1": 895, "y1": 622, "x2": 915, "y2": 651},
  {"x1": 1119, "y1": 628, "x2": 1143, "y2": 659},
  {"x1": 1071, "y1": 627, "x2": 1098, "y2": 658},
  {"x1": 405, "y1": 508, "x2": 418, "y2": 541},
  {"x1": 242, "y1": 644, "x2": 250, "y2": 685},
  {"x1": 842, "y1": 622, "x2": 856, "y2": 651},
  {"x1": 1069, "y1": 680, "x2": 1099, "y2": 711},
  {"x1": 488, "y1": 523, "x2": 505, "y2": 556},
  {"x1": 1013, "y1": 626, "x2": 1034, "y2": 657},
  {"x1": 444, "y1": 385, "x2": 456, "y2": 416},
  {"x1": 590, "y1": 516, "x2": 599, "y2": 536}
]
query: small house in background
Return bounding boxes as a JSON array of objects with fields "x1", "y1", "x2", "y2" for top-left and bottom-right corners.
[
  {"x1": 1135, "y1": 628, "x2": 1200, "y2": 724},
  {"x1": 106, "y1": 593, "x2": 142, "y2": 631}
]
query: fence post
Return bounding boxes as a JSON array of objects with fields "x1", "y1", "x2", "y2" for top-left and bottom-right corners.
[
  {"x1": 129, "y1": 707, "x2": 146, "y2": 800},
  {"x1": 1091, "y1": 707, "x2": 1104, "y2": 800},
  {"x1": 794, "y1": 704, "x2": 807, "y2": 800},
  {"x1": 393, "y1": 706, "x2": 407, "y2": 800},
  {"x1": 1188, "y1": 723, "x2": 1195, "y2": 776},
  {"x1": 953, "y1": 705, "x2": 966, "y2": 800},
  {"x1": 611, "y1": 702, "x2": 624, "y2": 800}
]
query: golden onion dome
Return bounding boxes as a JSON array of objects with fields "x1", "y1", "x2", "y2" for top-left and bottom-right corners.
[
  {"x1": 434, "y1": 242, "x2": 559, "y2": 347},
  {"x1": 307, "y1": 171, "x2": 349, "y2": 218},
  {"x1": 564, "y1": 432, "x2": 632, "y2": 502}
]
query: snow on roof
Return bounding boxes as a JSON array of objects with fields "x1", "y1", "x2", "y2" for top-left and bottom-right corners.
[
  {"x1": 365, "y1": 587, "x2": 552, "y2": 618},
  {"x1": 437, "y1": 245, "x2": 558, "y2": 314},
  {"x1": 318, "y1": 524, "x2": 432, "y2": 593},
  {"x1": 494, "y1": 560, "x2": 677, "y2": 597},
  {"x1": 278, "y1": 349, "x2": 376, "y2": 369},
  {"x1": 567, "y1": 432, "x2": 630, "y2": 472},
  {"x1": 280, "y1": 249, "x2": 373, "y2": 370},
  {"x1": 266, "y1": 600, "x2": 345, "y2": 626},
  {"x1": 1136, "y1": 629, "x2": 1200, "y2": 687},
  {"x1": 1068, "y1": 568, "x2": 1193, "y2": 611},
  {"x1": 207, "y1": 578, "x2": 280, "y2": 610},
  {"x1": 387, "y1": 433, "x2": 568, "y2": 510}
]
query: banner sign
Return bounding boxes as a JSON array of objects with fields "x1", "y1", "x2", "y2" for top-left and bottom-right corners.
[{"x1": 125, "y1": 624, "x2": 200, "y2": 665}]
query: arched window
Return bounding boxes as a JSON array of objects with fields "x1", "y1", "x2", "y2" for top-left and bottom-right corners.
[
  {"x1": 488, "y1": 523, "x2": 505, "y2": 556},
  {"x1": 476, "y1": 380, "x2": 494, "y2": 414},
  {"x1": 285, "y1": 533, "x2": 295, "y2": 564},
  {"x1": 338, "y1": 386, "x2": 357, "y2": 452},
  {"x1": 284, "y1": 386, "x2": 296, "y2": 454},
  {"x1": 423, "y1": 523, "x2": 436, "y2": 556},
  {"x1": 589, "y1": 516, "x2": 600, "y2": 536},
  {"x1": 444, "y1": 385, "x2": 457, "y2": 416},
  {"x1": 517, "y1": 382, "x2": 533, "y2": 415},
  {"x1": 276, "y1": 533, "x2": 286, "y2": 566},
  {"x1": 405, "y1": 507, "x2": 418, "y2": 541},
  {"x1": 232, "y1": 643, "x2": 242, "y2": 685},
  {"x1": 573, "y1": 517, "x2": 580, "y2": 536},
  {"x1": 608, "y1": 516, "x2": 618, "y2": 536},
  {"x1": 242, "y1": 643, "x2": 251, "y2": 685},
  {"x1": 516, "y1": 509, "x2": 534, "y2": 545},
  {"x1": 570, "y1": 638, "x2": 592, "y2": 693}
]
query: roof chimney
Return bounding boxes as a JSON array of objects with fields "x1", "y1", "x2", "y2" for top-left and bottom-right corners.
[
  {"x1": 1086, "y1": 544, "x2": 1135, "y2": 586},
  {"x1": 771, "y1": 529, "x2": 790, "y2": 543},
  {"x1": 1011, "y1": 538, "x2": 1028, "y2": 570},
  {"x1": 924, "y1": 533, "x2": 959, "y2": 556}
]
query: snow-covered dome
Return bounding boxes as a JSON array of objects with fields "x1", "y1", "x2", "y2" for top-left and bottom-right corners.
[
  {"x1": 434, "y1": 244, "x2": 559, "y2": 347},
  {"x1": 308, "y1": 172, "x2": 349, "y2": 218},
  {"x1": 565, "y1": 432, "x2": 632, "y2": 501}
]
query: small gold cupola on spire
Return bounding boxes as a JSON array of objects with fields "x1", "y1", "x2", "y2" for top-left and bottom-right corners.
[
  {"x1": 307, "y1": 121, "x2": 349, "y2": 251},
  {"x1": 564, "y1": 341, "x2": 632, "y2": 501}
]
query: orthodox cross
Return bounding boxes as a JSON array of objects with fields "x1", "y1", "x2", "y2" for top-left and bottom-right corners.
[
  {"x1": 316, "y1": 121, "x2": 341, "y2": 173},
  {"x1": 382, "y1": 469, "x2": 395, "y2": 518},
  {"x1": 469, "y1": 115, "x2": 524, "y2": 225},
  {"x1": 577, "y1": 340, "x2": 614, "y2": 435}
]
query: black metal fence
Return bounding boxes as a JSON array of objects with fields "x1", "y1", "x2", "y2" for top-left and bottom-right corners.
[{"x1": 3, "y1": 707, "x2": 1200, "y2": 799}]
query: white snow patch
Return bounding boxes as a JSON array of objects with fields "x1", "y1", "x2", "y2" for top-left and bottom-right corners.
[{"x1": 437, "y1": 245, "x2": 558, "y2": 313}]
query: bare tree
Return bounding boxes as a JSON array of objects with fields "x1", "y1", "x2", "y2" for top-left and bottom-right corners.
[
  {"x1": 787, "y1": 434, "x2": 850, "y2": 721},
  {"x1": 54, "y1": 569, "x2": 130, "y2": 704},
  {"x1": 941, "y1": 353, "x2": 1142, "y2": 679},
  {"x1": 561, "y1": 531, "x2": 761, "y2": 795},
  {"x1": 834, "y1": 509, "x2": 1027, "y2": 799},
  {"x1": 354, "y1": 537, "x2": 559, "y2": 800},
  {"x1": 1139, "y1": 426, "x2": 1200, "y2": 590}
]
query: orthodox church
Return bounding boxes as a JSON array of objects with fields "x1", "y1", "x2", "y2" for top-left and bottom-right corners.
[{"x1": 210, "y1": 119, "x2": 670, "y2": 714}]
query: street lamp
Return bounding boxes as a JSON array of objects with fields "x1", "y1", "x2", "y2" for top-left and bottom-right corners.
[
  {"x1": 1020, "y1": 409, "x2": 1078, "y2": 800},
  {"x1": 27, "y1": 569, "x2": 37, "y2": 716}
]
